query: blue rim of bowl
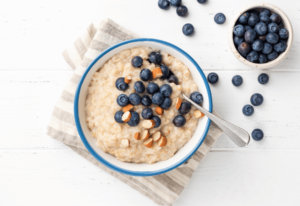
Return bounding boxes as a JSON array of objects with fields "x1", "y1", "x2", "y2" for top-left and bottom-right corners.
[{"x1": 74, "y1": 38, "x2": 213, "y2": 176}]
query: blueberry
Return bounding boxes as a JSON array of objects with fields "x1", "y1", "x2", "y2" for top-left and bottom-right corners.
[
  {"x1": 140, "y1": 69, "x2": 152, "y2": 81},
  {"x1": 251, "y1": 93, "x2": 264, "y2": 106},
  {"x1": 268, "y1": 23, "x2": 279, "y2": 33},
  {"x1": 244, "y1": 29, "x2": 257, "y2": 43},
  {"x1": 141, "y1": 108, "x2": 153, "y2": 119},
  {"x1": 233, "y1": 25, "x2": 245, "y2": 37},
  {"x1": 207, "y1": 72, "x2": 219, "y2": 84},
  {"x1": 248, "y1": 15, "x2": 259, "y2": 27},
  {"x1": 260, "y1": 9, "x2": 271, "y2": 17},
  {"x1": 238, "y1": 12, "x2": 250, "y2": 24},
  {"x1": 141, "y1": 95, "x2": 152, "y2": 106},
  {"x1": 173, "y1": 115, "x2": 186, "y2": 127},
  {"x1": 254, "y1": 22, "x2": 267, "y2": 36},
  {"x1": 250, "y1": 10, "x2": 260, "y2": 17},
  {"x1": 245, "y1": 25, "x2": 252, "y2": 31},
  {"x1": 247, "y1": 51, "x2": 259, "y2": 63},
  {"x1": 152, "y1": 116, "x2": 161, "y2": 128},
  {"x1": 131, "y1": 56, "x2": 143, "y2": 68},
  {"x1": 252, "y1": 129, "x2": 264, "y2": 141},
  {"x1": 127, "y1": 111, "x2": 140, "y2": 127},
  {"x1": 197, "y1": 0, "x2": 207, "y2": 4},
  {"x1": 147, "y1": 82, "x2": 159, "y2": 94},
  {"x1": 259, "y1": 54, "x2": 268, "y2": 64},
  {"x1": 160, "y1": 84, "x2": 173, "y2": 97},
  {"x1": 258, "y1": 35, "x2": 266, "y2": 42},
  {"x1": 214, "y1": 13, "x2": 226, "y2": 24},
  {"x1": 259, "y1": 14, "x2": 271, "y2": 24},
  {"x1": 117, "y1": 94, "x2": 129, "y2": 107},
  {"x1": 114, "y1": 111, "x2": 124, "y2": 123},
  {"x1": 252, "y1": 39, "x2": 264, "y2": 51},
  {"x1": 158, "y1": 0, "x2": 170, "y2": 10},
  {"x1": 115, "y1": 77, "x2": 129, "y2": 91},
  {"x1": 232, "y1": 75, "x2": 243, "y2": 87},
  {"x1": 170, "y1": 0, "x2": 181, "y2": 7},
  {"x1": 234, "y1": 36, "x2": 244, "y2": 46},
  {"x1": 267, "y1": 51, "x2": 279, "y2": 61},
  {"x1": 270, "y1": 13, "x2": 281, "y2": 24},
  {"x1": 242, "y1": 105, "x2": 254, "y2": 116},
  {"x1": 190, "y1": 92, "x2": 203, "y2": 104},
  {"x1": 266, "y1": 33, "x2": 279, "y2": 44},
  {"x1": 279, "y1": 28, "x2": 289, "y2": 39},
  {"x1": 159, "y1": 65, "x2": 170, "y2": 80},
  {"x1": 129, "y1": 93, "x2": 141, "y2": 105},
  {"x1": 134, "y1": 81, "x2": 145, "y2": 93},
  {"x1": 152, "y1": 92, "x2": 164, "y2": 105},
  {"x1": 262, "y1": 42, "x2": 273, "y2": 54},
  {"x1": 182, "y1": 23, "x2": 194, "y2": 36},
  {"x1": 178, "y1": 102, "x2": 192, "y2": 115},
  {"x1": 168, "y1": 75, "x2": 179, "y2": 85},
  {"x1": 274, "y1": 40, "x2": 287, "y2": 53},
  {"x1": 149, "y1": 52, "x2": 162, "y2": 64},
  {"x1": 238, "y1": 42, "x2": 251, "y2": 56},
  {"x1": 160, "y1": 97, "x2": 172, "y2": 109},
  {"x1": 258, "y1": 73, "x2": 269, "y2": 84},
  {"x1": 177, "y1": 5, "x2": 188, "y2": 17},
  {"x1": 278, "y1": 23, "x2": 284, "y2": 30}
]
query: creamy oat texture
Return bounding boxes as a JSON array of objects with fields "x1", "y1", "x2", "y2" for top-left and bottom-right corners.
[{"x1": 86, "y1": 47, "x2": 200, "y2": 164}]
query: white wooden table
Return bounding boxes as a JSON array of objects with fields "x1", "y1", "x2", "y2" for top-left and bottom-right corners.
[{"x1": 1, "y1": 0, "x2": 300, "y2": 205}]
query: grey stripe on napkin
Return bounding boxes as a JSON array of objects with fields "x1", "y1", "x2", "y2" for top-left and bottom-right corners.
[{"x1": 47, "y1": 18, "x2": 223, "y2": 206}]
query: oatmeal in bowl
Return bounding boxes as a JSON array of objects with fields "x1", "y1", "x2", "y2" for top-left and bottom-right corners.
[{"x1": 75, "y1": 39, "x2": 212, "y2": 176}]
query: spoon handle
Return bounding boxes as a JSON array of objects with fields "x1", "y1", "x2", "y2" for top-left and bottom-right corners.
[{"x1": 182, "y1": 93, "x2": 250, "y2": 147}]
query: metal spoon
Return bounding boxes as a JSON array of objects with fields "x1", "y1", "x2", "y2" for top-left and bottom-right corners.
[{"x1": 182, "y1": 93, "x2": 250, "y2": 147}]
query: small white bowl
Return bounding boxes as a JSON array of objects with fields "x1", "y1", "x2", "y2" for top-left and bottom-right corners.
[
  {"x1": 228, "y1": 3, "x2": 293, "y2": 69},
  {"x1": 74, "y1": 38, "x2": 213, "y2": 176}
]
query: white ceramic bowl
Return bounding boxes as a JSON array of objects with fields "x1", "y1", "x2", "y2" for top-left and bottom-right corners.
[
  {"x1": 229, "y1": 3, "x2": 293, "y2": 69},
  {"x1": 74, "y1": 38, "x2": 212, "y2": 176}
]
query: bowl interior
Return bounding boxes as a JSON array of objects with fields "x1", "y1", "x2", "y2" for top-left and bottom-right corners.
[
  {"x1": 229, "y1": 3, "x2": 293, "y2": 69},
  {"x1": 74, "y1": 38, "x2": 212, "y2": 176}
]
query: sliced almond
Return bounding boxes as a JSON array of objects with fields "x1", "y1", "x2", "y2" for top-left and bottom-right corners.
[
  {"x1": 144, "y1": 138, "x2": 153, "y2": 148},
  {"x1": 175, "y1": 97, "x2": 182, "y2": 110},
  {"x1": 152, "y1": 67, "x2": 163, "y2": 79},
  {"x1": 123, "y1": 104, "x2": 134, "y2": 112},
  {"x1": 134, "y1": 132, "x2": 141, "y2": 140},
  {"x1": 122, "y1": 111, "x2": 131, "y2": 122},
  {"x1": 142, "y1": 120, "x2": 155, "y2": 129},
  {"x1": 121, "y1": 139, "x2": 130, "y2": 148},
  {"x1": 152, "y1": 131, "x2": 161, "y2": 142},
  {"x1": 194, "y1": 110, "x2": 205, "y2": 118},
  {"x1": 141, "y1": 130, "x2": 150, "y2": 140},
  {"x1": 155, "y1": 106, "x2": 164, "y2": 115},
  {"x1": 158, "y1": 136, "x2": 167, "y2": 147},
  {"x1": 124, "y1": 75, "x2": 132, "y2": 84}
]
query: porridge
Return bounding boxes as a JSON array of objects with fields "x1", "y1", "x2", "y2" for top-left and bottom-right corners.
[{"x1": 86, "y1": 46, "x2": 205, "y2": 164}]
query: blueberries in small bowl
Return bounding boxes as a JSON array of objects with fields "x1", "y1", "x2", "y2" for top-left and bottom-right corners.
[
  {"x1": 177, "y1": 5, "x2": 188, "y2": 17},
  {"x1": 245, "y1": 29, "x2": 257, "y2": 43},
  {"x1": 178, "y1": 102, "x2": 192, "y2": 115},
  {"x1": 207, "y1": 72, "x2": 219, "y2": 84},
  {"x1": 142, "y1": 108, "x2": 153, "y2": 119},
  {"x1": 160, "y1": 97, "x2": 172, "y2": 109},
  {"x1": 127, "y1": 111, "x2": 140, "y2": 127},
  {"x1": 258, "y1": 35, "x2": 266, "y2": 42},
  {"x1": 270, "y1": 13, "x2": 281, "y2": 24},
  {"x1": 152, "y1": 116, "x2": 161, "y2": 128},
  {"x1": 233, "y1": 25, "x2": 245, "y2": 37},
  {"x1": 131, "y1": 56, "x2": 143, "y2": 68},
  {"x1": 252, "y1": 39, "x2": 264, "y2": 51},
  {"x1": 267, "y1": 51, "x2": 278, "y2": 61},
  {"x1": 140, "y1": 69, "x2": 152, "y2": 81},
  {"x1": 173, "y1": 115, "x2": 186, "y2": 127},
  {"x1": 160, "y1": 84, "x2": 173, "y2": 97},
  {"x1": 234, "y1": 36, "x2": 244, "y2": 46},
  {"x1": 248, "y1": 14, "x2": 259, "y2": 27},
  {"x1": 168, "y1": 75, "x2": 179, "y2": 85},
  {"x1": 259, "y1": 14, "x2": 270, "y2": 24},
  {"x1": 259, "y1": 54, "x2": 268, "y2": 63},
  {"x1": 247, "y1": 51, "x2": 259, "y2": 63},
  {"x1": 260, "y1": 9, "x2": 271, "y2": 17},
  {"x1": 242, "y1": 105, "x2": 254, "y2": 116},
  {"x1": 114, "y1": 111, "x2": 124, "y2": 123},
  {"x1": 134, "y1": 81, "x2": 145, "y2": 93},
  {"x1": 160, "y1": 65, "x2": 170, "y2": 80},
  {"x1": 258, "y1": 73, "x2": 269, "y2": 84},
  {"x1": 245, "y1": 25, "x2": 252, "y2": 31},
  {"x1": 115, "y1": 77, "x2": 128, "y2": 91},
  {"x1": 158, "y1": 0, "x2": 170, "y2": 10},
  {"x1": 170, "y1": 0, "x2": 181, "y2": 7},
  {"x1": 190, "y1": 92, "x2": 203, "y2": 104},
  {"x1": 129, "y1": 93, "x2": 141, "y2": 105},
  {"x1": 262, "y1": 42, "x2": 273, "y2": 54},
  {"x1": 141, "y1": 95, "x2": 152, "y2": 106},
  {"x1": 266, "y1": 32, "x2": 279, "y2": 44},
  {"x1": 239, "y1": 12, "x2": 250, "y2": 24},
  {"x1": 117, "y1": 94, "x2": 129, "y2": 107},
  {"x1": 232, "y1": 75, "x2": 243, "y2": 87},
  {"x1": 254, "y1": 22, "x2": 267, "y2": 36},
  {"x1": 182, "y1": 23, "x2": 194, "y2": 36},
  {"x1": 147, "y1": 82, "x2": 159, "y2": 94},
  {"x1": 268, "y1": 23, "x2": 279, "y2": 33},
  {"x1": 252, "y1": 129, "x2": 264, "y2": 141},
  {"x1": 152, "y1": 92, "x2": 165, "y2": 105},
  {"x1": 149, "y1": 52, "x2": 162, "y2": 64},
  {"x1": 238, "y1": 42, "x2": 251, "y2": 56},
  {"x1": 214, "y1": 13, "x2": 226, "y2": 24},
  {"x1": 274, "y1": 40, "x2": 287, "y2": 53},
  {"x1": 279, "y1": 28, "x2": 289, "y2": 39},
  {"x1": 250, "y1": 93, "x2": 264, "y2": 106}
]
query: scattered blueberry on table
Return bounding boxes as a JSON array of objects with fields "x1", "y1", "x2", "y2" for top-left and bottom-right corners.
[
  {"x1": 178, "y1": 102, "x2": 192, "y2": 115},
  {"x1": 142, "y1": 108, "x2": 153, "y2": 119},
  {"x1": 158, "y1": 0, "x2": 170, "y2": 10},
  {"x1": 177, "y1": 5, "x2": 188, "y2": 17},
  {"x1": 182, "y1": 23, "x2": 194, "y2": 36},
  {"x1": 114, "y1": 111, "x2": 124, "y2": 123},
  {"x1": 129, "y1": 93, "x2": 142, "y2": 105},
  {"x1": 207, "y1": 72, "x2": 219, "y2": 84},
  {"x1": 250, "y1": 93, "x2": 264, "y2": 106},
  {"x1": 243, "y1": 105, "x2": 254, "y2": 116},
  {"x1": 152, "y1": 116, "x2": 161, "y2": 128},
  {"x1": 115, "y1": 77, "x2": 129, "y2": 91},
  {"x1": 190, "y1": 92, "x2": 203, "y2": 104},
  {"x1": 197, "y1": 0, "x2": 207, "y2": 4},
  {"x1": 117, "y1": 94, "x2": 129, "y2": 107},
  {"x1": 258, "y1": 73, "x2": 269, "y2": 84},
  {"x1": 127, "y1": 111, "x2": 140, "y2": 127},
  {"x1": 251, "y1": 129, "x2": 264, "y2": 141},
  {"x1": 232, "y1": 75, "x2": 243, "y2": 87},
  {"x1": 170, "y1": 0, "x2": 181, "y2": 7},
  {"x1": 173, "y1": 115, "x2": 186, "y2": 127},
  {"x1": 141, "y1": 95, "x2": 152, "y2": 106},
  {"x1": 131, "y1": 56, "x2": 143, "y2": 68},
  {"x1": 214, "y1": 13, "x2": 226, "y2": 24}
]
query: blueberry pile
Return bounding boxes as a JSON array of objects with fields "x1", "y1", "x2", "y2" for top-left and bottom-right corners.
[
  {"x1": 234, "y1": 9, "x2": 289, "y2": 63},
  {"x1": 114, "y1": 52, "x2": 203, "y2": 129}
]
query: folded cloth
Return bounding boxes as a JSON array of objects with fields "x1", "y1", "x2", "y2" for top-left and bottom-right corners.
[{"x1": 47, "y1": 18, "x2": 223, "y2": 206}]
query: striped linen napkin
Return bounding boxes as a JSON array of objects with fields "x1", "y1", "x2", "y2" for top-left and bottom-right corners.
[{"x1": 47, "y1": 18, "x2": 223, "y2": 206}]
